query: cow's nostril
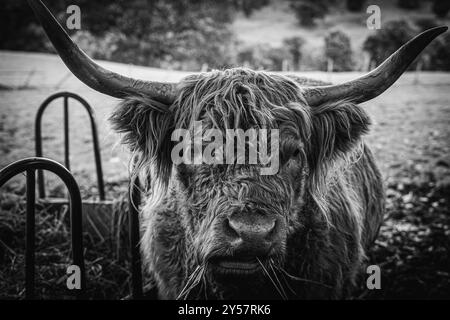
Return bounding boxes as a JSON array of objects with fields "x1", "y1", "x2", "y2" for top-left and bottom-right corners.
[
  {"x1": 224, "y1": 218, "x2": 240, "y2": 239},
  {"x1": 227, "y1": 213, "x2": 276, "y2": 241}
]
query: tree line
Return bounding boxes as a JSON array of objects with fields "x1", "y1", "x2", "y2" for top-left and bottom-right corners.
[{"x1": 1, "y1": 0, "x2": 448, "y2": 71}]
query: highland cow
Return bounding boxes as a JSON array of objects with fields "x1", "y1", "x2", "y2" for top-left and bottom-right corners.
[{"x1": 29, "y1": 0, "x2": 447, "y2": 299}]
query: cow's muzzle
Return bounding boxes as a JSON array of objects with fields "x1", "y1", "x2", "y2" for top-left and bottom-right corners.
[{"x1": 207, "y1": 211, "x2": 285, "y2": 276}]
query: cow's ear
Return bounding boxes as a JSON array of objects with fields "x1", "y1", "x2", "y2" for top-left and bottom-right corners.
[
  {"x1": 309, "y1": 101, "x2": 370, "y2": 167},
  {"x1": 109, "y1": 96, "x2": 174, "y2": 172}
]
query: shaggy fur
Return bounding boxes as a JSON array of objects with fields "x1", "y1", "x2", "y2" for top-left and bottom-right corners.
[{"x1": 110, "y1": 68, "x2": 385, "y2": 299}]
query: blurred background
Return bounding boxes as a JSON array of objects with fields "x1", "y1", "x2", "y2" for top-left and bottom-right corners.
[
  {"x1": 1, "y1": 0, "x2": 450, "y2": 72},
  {"x1": 0, "y1": 0, "x2": 449, "y2": 300}
]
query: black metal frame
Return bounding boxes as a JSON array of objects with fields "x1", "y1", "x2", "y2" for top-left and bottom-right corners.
[
  {"x1": 0, "y1": 91, "x2": 145, "y2": 299},
  {"x1": 129, "y1": 178, "x2": 143, "y2": 299},
  {"x1": 35, "y1": 92, "x2": 105, "y2": 200},
  {"x1": 0, "y1": 157, "x2": 86, "y2": 299}
]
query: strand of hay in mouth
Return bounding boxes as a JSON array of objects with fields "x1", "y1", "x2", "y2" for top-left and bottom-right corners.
[
  {"x1": 268, "y1": 260, "x2": 289, "y2": 299},
  {"x1": 176, "y1": 265, "x2": 206, "y2": 300},
  {"x1": 270, "y1": 258, "x2": 332, "y2": 289},
  {"x1": 257, "y1": 257, "x2": 288, "y2": 300}
]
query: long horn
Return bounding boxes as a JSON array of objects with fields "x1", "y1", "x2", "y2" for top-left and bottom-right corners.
[
  {"x1": 303, "y1": 26, "x2": 447, "y2": 106},
  {"x1": 28, "y1": 0, "x2": 177, "y2": 104}
]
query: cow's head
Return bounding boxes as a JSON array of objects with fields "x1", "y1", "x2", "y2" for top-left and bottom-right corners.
[
  {"x1": 106, "y1": 68, "x2": 375, "y2": 284},
  {"x1": 29, "y1": 0, "x2": 447, "y2": 298}
]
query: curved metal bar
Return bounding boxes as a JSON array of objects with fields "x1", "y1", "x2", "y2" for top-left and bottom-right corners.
[
  {"x1": 0, "y1": 157, "x2": 86, "y2": 299},
  {"x1": 35, "y1": 91, "x2": 105, "y2": 200},
  {"x1": 129, "y1": 177, "x2": 143, "y2": 299},
  {"x1": 25, "y1": 168, "x2": 35, "y2": 299}
]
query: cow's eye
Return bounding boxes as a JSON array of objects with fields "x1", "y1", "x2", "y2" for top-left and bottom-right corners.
[
  {"x1": 287, "y1": 147, "x2": 301, "y2": 160},
  {"x1": 281, "y1": 147, "x2": 302, "y2": 165}
]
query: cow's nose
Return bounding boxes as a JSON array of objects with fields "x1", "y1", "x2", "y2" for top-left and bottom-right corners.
[{"x1": 225, "y1": 212, "x2": 276, "y2": 254}]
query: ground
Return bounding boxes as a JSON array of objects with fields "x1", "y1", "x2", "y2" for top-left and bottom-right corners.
[{"x1": 0, "y1": 52, "x2": 449, "y2": 299}]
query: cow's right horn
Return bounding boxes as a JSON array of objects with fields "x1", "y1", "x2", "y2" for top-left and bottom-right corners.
[{"x1": 29, "y1": 0, "x2": 177, "y2": 104}]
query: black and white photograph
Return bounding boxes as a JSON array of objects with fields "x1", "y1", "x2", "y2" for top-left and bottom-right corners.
[{"x1": 0, "y1": 0, "x2": 449, "y2": 305}]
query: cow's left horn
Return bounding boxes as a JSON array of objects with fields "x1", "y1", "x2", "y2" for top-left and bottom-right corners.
[
  {"x1": 302, "y1": 26, "x2": 448, "y2": 106},
  {"x1": 28, "y1": 0, "x2": 177, "y2": 104}
]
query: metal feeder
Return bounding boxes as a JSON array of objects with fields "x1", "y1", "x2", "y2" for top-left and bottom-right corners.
[{"x1": 34, "y1": 92, "x2": 143, "y2": 298}]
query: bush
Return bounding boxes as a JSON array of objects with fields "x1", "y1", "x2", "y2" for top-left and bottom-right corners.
[
  {"x1": 283, "y1": 36, "x2": 305, "y2": 70},
  {"x1": 346, "y1": 0, "x2": 366, "y2": 12},
  {"x1": 106, "y1": 0, "x2": 239, "y2": 70},
  {"x1": 432, "y1": 0, "x2": 450, "y2": 18},
  {"x1": 165, "y1": 17, "x2": 238, "y2": 70},
  {"x1": 237, "y1": 0, "x2": 271, "y2": 17},
  {"x1": 324, "y1": 30, "x2": 354, "y2": 71},
  {"x1": 426, "y1": 33, "x2": 450, "y2": 71},
  {"x1": 236, "y1": 45, "x2": 265, "y2": 69},
  {"x1": 301, "y1": 49, "x2": 327, "y2": 71},
  {"x1": 417, "y1": 20, "x2": 450, "y2": 71},
  {"x1": 0, "y1": 0, "x2": 48, "y2": 51},
  {"x1": 397, "y1": 0, "x2": 420, "y2": 9},
  {"x1": 414, "y1": 18, "x2": 440, "y2": 32},
  {"x1": 363, "y1": 19, "x2": 450, "y2": 71},
  {"x1": 72, "y1": 31, "x2": 123, "y2": 61},
  {"x1": 289, "y1": 0, "x2": 330, "y2": 27},
  {"x1": 236, "y1": 45, "x2": 291, "y2": 71},
  {"x1": 363, "y1": 20, "x2": 417, "y2": 69},
  {"x1": 265, "y1": 47, "x2": 291, "y2": 70},
  {"x1": 1, "y1": 0, "x2": 240, "y2": 71}
]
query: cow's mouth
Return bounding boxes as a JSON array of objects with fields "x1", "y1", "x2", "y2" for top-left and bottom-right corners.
[{"x1": 208, "y1": 256, "x2": 263, "y2": 276}]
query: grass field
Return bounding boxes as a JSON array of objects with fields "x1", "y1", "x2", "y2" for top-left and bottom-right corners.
[{"x1": 0, "y1": 52, "x2": 449, "y2": 299}]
